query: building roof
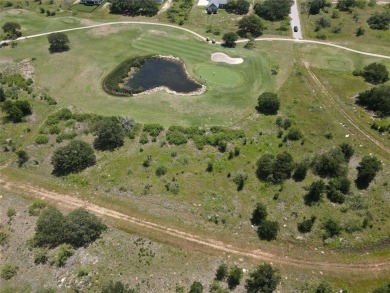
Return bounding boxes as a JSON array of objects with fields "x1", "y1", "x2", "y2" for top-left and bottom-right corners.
[{"x1": 207, "y1": 0, "x2": 227, "y2": 7}]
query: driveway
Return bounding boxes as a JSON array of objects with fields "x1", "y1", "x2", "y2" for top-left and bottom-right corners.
[{"x1": 290, "y1": 0, "x2": 303, "y2": 39}]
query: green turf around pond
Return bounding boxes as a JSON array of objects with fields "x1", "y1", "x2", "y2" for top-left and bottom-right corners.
[{"x1": 194, "y1": 64, "x2": 243, "y2": 87}]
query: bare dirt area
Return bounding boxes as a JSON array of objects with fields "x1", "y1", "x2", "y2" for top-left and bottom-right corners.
[
  {"x1": 1, "y1": 177, "x2": 389, "y2": 275},
  {"x1": 211, "y1": 53, "x2": 244, "y2": 64}
]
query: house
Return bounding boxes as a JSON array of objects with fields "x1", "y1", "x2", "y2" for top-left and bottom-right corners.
[
  {"x1": 207, "y1": 0, "x2": 227, "y2": 9},
  {"x1": 80, "y1": 0, "x2": 104, "y2": 5}
]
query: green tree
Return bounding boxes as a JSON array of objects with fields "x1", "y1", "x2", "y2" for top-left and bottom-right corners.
[
  {"x1": 102, "y1": 281, "x2": 137, "y2": 293},
  {"x1": 227, "y1": 265, "x2": 243, "y2": 289},
  {"x1": 63, "y1": 208, "x2": 107, "y2": 248},
  {"x1": 51, "y1": 140, "x2": 96, "y2": 176},
  {"x1": 257, "y1": 220, "x2": 279, "y2": 241},
  {"x1": 297, "y1": 216, "x2": 316, "y2": 233},
  {"x1": 47, "y1": 32, "x2": 70, "y2": 53},
  {"x1": 367, "y1": 12, "x2": 390, "y2": 30},
  {"x1": 308, "y1": 0, "x2": 326, "y2": 14},
  {"x1": 189, "y1": 281, "x2": 203, "y2": 293},
  {"x1": 110, "y1": 0, "x2": 159, "y2": 16},
  {"x1": 238, "y1": 14, "x2": 264, "y2": 37},
  {"x1": 356, "y1": 85, "x2": 390, "y2": 117},
  {"x1": 322, "y1": 218, "x2": 342, "y2": 239},
  {"x1": 251, "y1": 203, "x2": 268, "y2": 226},
  {"x1": 245, "y1": 263, "x2": 281, "y2": 293},
  {"x1": 215, "y1": 263, "x2": 228, "y2": 281},
  {"x1": 356, "y1": 155, "x2": 382, "y2": 189},
  {"x1": 311, "y1": 149, "x2": 346, "y2": 178},
  {"x1": 34, "y1": 207, "x2": 66, "y2": 247},
  {"x1": 256, "y1": 154, "x2": 275, "y2": 181},
  {"x1": 361, "y1": 63, "x2": 389, "y2": 84},
  {"x1": 272, "y1": 151, "x2": 294, "y2": 182},
  {"x1": 2, "y1": 21, "x2": 22, "y2": 39},
  {"x1": 304, "y1": 180, "x2": 326, "y2": 205},
  {"x1": 16, "y1": 150, "x2": 29, "y2": 167},
  {"x1": 254, "y1": 0, "x2": 293, "y2": 21},
  {"x1": 93, "y1": 118, "x2": 125, "y2": 151},
  {"x1": 293, "y1": 162, "x2": 308, "y2": 182},
  {"x1": 222, "y1": 32, "x2": 238, "y2": 47},
  {"x1": 235, "y1": 0, "x2": 250, "y2": 14},
  {"x1": 336, "y1": 0, "x2": 356, "y2": 11},
  {"x1": 1, "y1": 100, "x2": 32, "y2": 123},
  {"x1": 257, "y1": 92, "x2": 280, "y2": 115},
  {"x1": 339, "y1": 143, "x2": 354, "y2": 162}
]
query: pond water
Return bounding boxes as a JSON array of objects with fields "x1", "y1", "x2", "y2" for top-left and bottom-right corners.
[{"x1": 123, "y1": 58, "x2": 201, "y2": 94}]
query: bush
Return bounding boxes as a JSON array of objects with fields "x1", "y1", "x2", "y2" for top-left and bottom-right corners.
[
  {"x1": 315, "y1": 282, "x2": 333, "y2": 293},
  {"x1": 33, "y1": 247, "x2": 48, "y2": 264},
  {"x1": 311, "y1": 148, "x2": 346, "y2": 178},
  {"x1": 356, "y1": 155, "x2": 382, "y2": 189},
  {"x1": 110, "y1": 0, "x2": 159, "y2": 16},
  {"x1": 356, "y1": 85, "x2": 390, "y2": 117},
  {"x1": 139, "y1": 132, "x2": 149, "y2": 144},
  {"x1": 256, "y1": 152, "x2": 294, "y2": 183},
  {"x1": 245, "y1": 263, "x2": 281, "y2": 293},
  {"x1": 166, "y1": 130, "x2": 188, "y2": 145},
  {"x1": 49, "y1": 125, "x2": 61, "y2": 135},
  {"x1": 35, "y1": 135, "x2": 49, "y2": 145},
  {"x1": 55, "y1": 244, "x2": 74, "y2": 267},
  {"x1": 339, "y1": 143, "x2": 354, "y2": 161},
  {"x1": 298, "y1": 216, "x2": 316, "y2": 233},
  {"x1": 215, "y1": 263, "x2": 228, "y2": 281},
  {"x1": 373, "y1": 282, "x2": 390, "y2": 293},
  {"x1": 227, "y1": 266, "x2": 243, "y2": 289},
  {"x1": 34, "y1": 207, "x2": 66, "y2": 247},
  {"x1": 28, "y1": 200, "x2": 47, "y2": 216},
  {"x1": 143, "y1": 124, "x2": 164, "y2": 137},
  {"x1": 0, "y1": 263, "x2": 18, "y2": 280},
  {"x1": 51, "y1": 140, "x2": 96, "y2": 176},
  {"x1": 304, "y1": 180, "x2": 326, "y2": 205},
  {"x1": 256, "y1": 154, "x2": 275, "y2": 181},
  {"x1": 155, "y1": 166, "x2": 167, "y2": 177},
  {"x1": 7, "y1": 207, "x2": 16, "y2": 218},
  {"x1": 367, "y1": 12, "x2": 390, "y2": 30},
  {"x1": 326, "y1": 188, "x2": 346, "y2": 204},
  {"x1": 165, "y1": 181, "x2": 179, "y2": 194},
  {"x1": 322, "y1": 219, "x2": 342, "y2": 239},
  {"x1": 361, "y1": 63, "x2": 389, "y2": 84},
  {"x1": 251, "y1": 203, "x2": 268, "y2": 226},
  {"x1": 189, "y1": 281, "x2": 203, "y2": 293},
  {"x1": 293, "y1": 162, "x2": 308, "y2": 182},
  {"x1": 16, "y1": 150, "x2": 29, "y2": 167},
  {"x1": 232, "y1": 171, "x2": 248, "y2": 191},
  {"x1": 93, "y1": 118, "x2": 125, "y2": 151},
  {"x1": 257, "y1": 92, "x2": 280, "y2": 115},
  {"x1": 102, "y1": 281, "x2": 137, "y2": 293},
  {"x1": 257, "y1": 220, "x2": 279, "y2": 241},
  {"x1": 286, "y1": 127, "x2": 303, "y2": 141}
]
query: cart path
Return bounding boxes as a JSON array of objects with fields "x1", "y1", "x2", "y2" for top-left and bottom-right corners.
[
  {"x1": 1, "y1": 177, "x2": 389, "y2": 273},
  {"x1": 1, "y1": 21, "x2": 390, "y2": 60}
]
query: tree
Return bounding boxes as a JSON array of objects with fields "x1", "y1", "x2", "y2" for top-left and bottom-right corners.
[
  {"x1": 367, "y1": 12, "x2": 390, "y2": 30},
  {"x1": 356, "y1": 85, "x2": 390, "y2": 117},
  {"x1": 222, "y1": 32, "x2": 238, "y2": 47},
  {"x1": 93, "y1": 118, "x2": 125, "y2": 151},
  {"x1": 308, "y1": 0, "x2": 326, "y2": 14},
  {"x1": 63, "y1": 208, "x2": 107, "y2": 248},
  {"x1": 361, "y1": 63, "x2": 389, "y2": 84},
  {"x1": 51, "y1": 140, "x2": 96, "y2": 176},
  {"x1": 272, "y1": 151, "x2": 294, "y2": 182},
  {"x1": 215, "y1": 263, "x2": 228, "y2": 281},
  {"x1": 257, "y1": 220, "x2": 279, "y2": 241},
  {"x1": 311, "y1": 149, "x2": 346, "y2": 178},
  {"x1": 238, "y1": 14, "x2": 264, "y2": 38},
  {"x1": 304, "y1": 180, "x2": 326, "y2": 205},
  {"x1": 356, "y1": 155, "x2": 382, "y2": 189},
  {"x1": 0, "y1": 87, "x2": 5, "y2": 102},
  {"x1": 235, "y1": 0, "x2": 250, "y2": 14},
  {"x1": 2, "y1": 21, "x2": 22, "y2": 39},
  {"x1": 110, "y1": 0, "x2": 159, "y2": 16},
  {"x1": 257, "y1": 92, "x2": 280, "y2": 115},
  {"x1": 256, "y1": 154, "x2": 275, "y2": 181},
  {"x1": 1, "y1": 100, "x2": 32, "y2": 123},
  {"x1": 245, "y1": 263, "x2": 281, "y2": 293},
  {"x1": 254, "y1": 0, "x2": 293, "y2": 21},
  {"x1": 47, "y1": 32, "x2": 70, "y2": 53},
  {"x1": 189, "y1": 281, "x2": 203, "y2": 293},
  {"x1": 339, "y1": 143, "x2": 354, "y2": 162},
  {"x1": 251, "y1": 203, "x2": 268, "y2": 226},
  {"x1": 102, "y1": 281, "x2": 136, "y2": 293},
  {"x1": 233, "y1": 171, "x2": 248, "y2": 191},
  {"x1": 336, "y1": 0, "x2": 356, "y2": 11},
  {"x1": 297, "y1": 216, "x2": 316, "y2": 233},
  {"x1": 322, "y1": 218, "x2": 342, "y2": 239},
  {"x1": 16, "y1": 150, "x2": 29, "y2": 167},
  {"x1": 34, "y1": 207, "x2": 66, "y2": 247},
  {"x1": 292, "y1": 162, "x2": 308, "y2": 182},
  {"x1": 227, "y1": 265, "x2": 243, "y2": 289}
]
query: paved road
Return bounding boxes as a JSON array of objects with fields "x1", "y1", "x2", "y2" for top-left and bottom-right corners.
[{"x1": 290, "y1": 0, "x2": 303, "y2": 39}]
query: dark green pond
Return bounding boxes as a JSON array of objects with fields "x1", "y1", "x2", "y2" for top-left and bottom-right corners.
[{"x1": 123, "y1": 58, "x2": 201, "y2": 93}]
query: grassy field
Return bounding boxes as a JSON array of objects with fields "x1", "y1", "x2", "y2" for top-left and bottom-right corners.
[{"x1": 1, "y1": 6, "x2": 390, "y2": 292}]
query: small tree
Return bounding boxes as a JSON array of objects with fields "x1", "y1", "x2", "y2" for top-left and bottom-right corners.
[
  {"x1": 238, "y1": 14, "x2": 264, "y2": 37},
  {"x1": 51, "y1": 140, "x2": 96, "y2": 176},
  {"x1": 256, "y1": 154, "x2": 274, "y2": 181},
  {"x1": 356, "y1": 155, "x2": 382, "y2": 189},
  {"x1": 339, "y1": 143, "x2": 354, "y2": 162},
  {"x1": 215, "y1": 263, "x2": 228, "y2": 281},
  {"x1": 2, "y1": 21, "x2": 22, "y2": 39},
  {"x1": 233, "y1": 171, "x2": 248, "y2": 191},
  {"x1": 257, "y1": 92, "x2": 280, "y2": 115},
  {"x1": 361, "y1": 63, "x2": 389, "y2": 84},
  {"x1": 257, "y1": 220, "x2": 279, "y2": 241},
  {"x1": 292, "y1": 162, "x2": 308, "y2": 182},
  {"x1": 322, "y1": 218, "x2": 342, "y2": 239},
  {"x1": 251, "y1": 203, "x2": 268, "y2": 226},
  {"x1": 245, "y1": 263, "x2": 281, "y2": 293},
  {"x1": 189, "y1": 281, "x2": 203, "y2": 293},
  {"x1": 17, "y1": 150, "x2": 29, "y2": 167},
  {"x1": 227, "y1": 265, "x2": 243, "y2": 289},
  {"x1": 93, "y1": 118, "x2": 125, "y2": 151},
  {"x1": 297, "y1": 216, "x2": 316, "y2": 233},
  {"x1": 272, "y1": 151, "x2": 294, "y2": 182},
  {"x1": 367, "y1": 12, "x2": 390, "y2": 30},
  {"x1": 254, "y1": 0, "x2": 294, "y2": 21},
  {"x1": 48, "y1": 32, "x2": 70, "y2": 53},
  {"x1": 102, "y1": 281, "x2": 136, "y2": 293},
  {"x1": 34, "y1": 207, "x2": 66, "y2": 247},
  {"x1": 304, "y1": 180, "x2": 326, "y2": 206},
  {"x1": 0, "y1": 263, "x2": 18, "y2": 280},
  {"x1": 222, "y1": 32, "x2": 238, "y2": 47}
]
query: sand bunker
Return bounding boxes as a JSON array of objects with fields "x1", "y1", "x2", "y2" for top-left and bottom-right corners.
[{"x1": 211, "y1": 53, "x2": 243, "y2": 64}]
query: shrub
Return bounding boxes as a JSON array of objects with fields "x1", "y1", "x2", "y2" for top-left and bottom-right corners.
[
  {"x1": 166, "y1": 130, "x2": 188, "y2": 145},
  {"x1": 286, "y1": 127, "x2": 303, "y2": 141},
  {"x1": 232, "y1": 171, "x2": 248, "y2": 191},
  {"x1": 155, "y1": 166, "x2": 167, "y2": 177},
  {"x1": 143, "y1": 124, "x2": 164, "y2": 137},
  {"x1": 257, "y1": 220, "x2": 279, "y2": 241},
  {"x1": 206, "y1": 162, "x2": 213, "y2": 172},
  {"x1": 215, "y1": 263, "x2": 228, "y2": 281},
  {"x1": 322, "y1": 218, "x2": 342, "y2": 239},
  {"x1": 33, "y1": 247, "x2": 48, "y2": 264},
  {"x1": 55, "y1": 244, "x2": 74, "y2": 267},
  {"x1": 56, "y1": 131, "x2": 77, "y2": 143},
  {"x1": 16, "y1": 150, "x2": 29, "y2": 167},
  {"x1": 35, "y1": 135, "x2": 49, "y2": 145},
  {"x1": 34, "y1": 207, "x2": 66, "y2": 247},
  {"x1": 356, "y1": 155, "x2": 382, "y2": 189},
  {"x1": 311, "y1": 148, "x2": 346, "y2": 178},
  {"x1": 189, "y1": 281, "x2": 203, "y2": 293},
  {"x1": 139, "y1": 132, "x2": 149, "y2": 144},
  {"x1": 51, "y1": 140, "x2": 96, "y2": 176},
  {"x1": 315, "y1": 282, "x2": 333, "y2": 293},
  {"x1": 367, "y1": 12, "x2": 390, "y2": 30},
  {"x1": 0, "y1": 263, "x2": 18, "y2": 280},
  {"x1": 93, "y1": 118, "x2": 125, "y2": 151},
  {"x1": 245, "y1": 263, "x2": 281, "y2": 293},
  {"x1": 339, "y1": 143, "x2": 354, "y2": 161},
  {"x1": 165, "y1": 181, "x2": 179, "y2": 194},
  {"x1": 28, "y1": 200, "x2": 47, "y2": 216},
  {"x1": 102, "y1": 281, "x2": 137, "y2": 293},
  {"x1": 251, "y1": 203, "x2": 268, "y2": 226},
  {"x1": 49, "y1": 125, "x2": 61, "y2": 135},
  {"x1": 256, "y1": 92, "x2": 280, "y2": 115},
  {"x1": 0, "y1": 231, "x2": 8, "y2": 246},
  {"x1": 7, "y1": 207, "x2": 16, "y2": 218},
  {"x1": 293, "y1": 162, "x2": 308, "y2": 182},
  {"x1": 227, "y1": 265, "x2": 243, "y2": 289},
  {"x1": 361, "y1": 63, "x2": 389, "y2": 84},
  {"x1": 304, "y1": 180, "x2": 326, "y2": 205},
  {"x1": 256, "y1": 154, "x2": 275, "y2": 181},
  {"x1": 373, "y1": 282, "x2": 390, "y2": 293},
  {"x1": 298, "y1": 216, "x2": 316, "y2": 233}
]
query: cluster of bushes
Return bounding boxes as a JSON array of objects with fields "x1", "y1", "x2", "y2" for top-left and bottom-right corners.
[
  {"x1": 254, "y1": 0, "x2": 293, "y2": 21},
  {"x1": 103, "y1": 56, "x2": 149, "y2": 96},
  {"x1": 2, "y1": 21, "x2": 22, "y2": 40},
  {"x1": 167, "y1": 0, "x2": 192, "y2": 25},
  {"x1": 1, "y1": 99, "x2": 32, "y2": 122},
  {"x1": 0, "y1": 73, "x2": 33, "y2": 92},
  {"x1": 353, "y1": 62, "x2": 389, "y2": 85},
  {"x1": 251, "y1": 203, "x2": 279, "y2": 241},
  {"x1": 110, "y1": 0, "x2": 159, "y2": 16},
  {"x1": 214, "y1": 263, "x2": 243, "y2": 290},
  {"x1": 166, "y1": 125, "x2": 245, "y2": 150},
  {"x1": 225, "y1": 0, "x2": 250, "y2": 15},
  {"x1": 256, "y1": 151, "x2": 295, "y2": 183},
  {"x1": 143, "y1": 123, "x2": 164, "y2": 138}
]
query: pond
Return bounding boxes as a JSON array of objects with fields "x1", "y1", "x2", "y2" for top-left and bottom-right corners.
[{"x1": 123, "y1": 57, "x2": 202, "y2": 94}]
